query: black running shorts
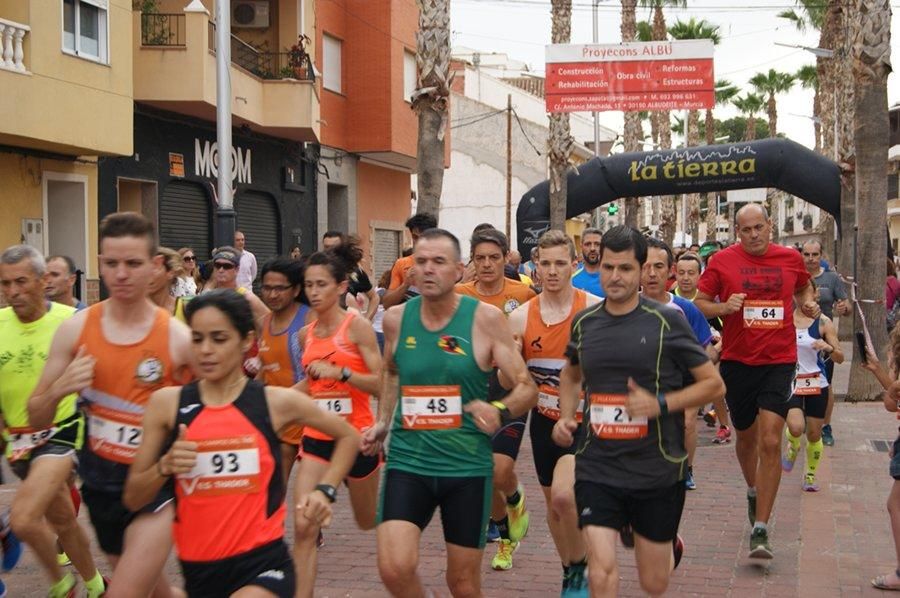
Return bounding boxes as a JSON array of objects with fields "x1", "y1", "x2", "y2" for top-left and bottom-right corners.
[
  {"x1": 488, "y1": 370, "x2": 527, "y2": 460},
  {"x1": 377, "y1": 469, "x2": 492, "y2": 549},
  {"x1": 787, "y1": 389, "x2": 828, "y2": 419},
  {"x1": 575, "y1": 480, "x2": 686, "y2": 543},
  {"x1": 81, "y1": 483, "x2": 174, "y2": 556},
  {"x1": 181, "y1": 539, "x2": 295, "y2": 598},
  {"x1": 720, "y1": 361, "x2": 795, "y2": 431},
  {"x1": 529, "y1": 410, "x2": 576, "y2": 487},
  {"x1": 301, "y1": 436, "x2": 382, "y2": 480}
]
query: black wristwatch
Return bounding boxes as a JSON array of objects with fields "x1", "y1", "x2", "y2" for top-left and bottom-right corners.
[
  {"x1": 490, "y1": 401, "x2": 513, "y2": 426},
  {"x1": 339, "y1": 367, "x2": 352, "y2": 382},
  {"x1": 314, "y1": 483, "x2": 337, "y2": 503}
]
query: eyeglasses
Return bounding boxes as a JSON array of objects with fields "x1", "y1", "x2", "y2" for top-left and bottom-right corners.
[
  {"x1": 183, "y1": 256, "x2": 196, "y2": 262},
  {"x1": 214, "y1": 262, "x2": 236, "y2": 270},
  {"x1": 261, "y1": 284, "x2": 295, "y2": 293}
]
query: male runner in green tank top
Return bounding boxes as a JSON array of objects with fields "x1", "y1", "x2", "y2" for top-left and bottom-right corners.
[{"x1": 362, "y1": 228, "x2": 537, "y2": 598}]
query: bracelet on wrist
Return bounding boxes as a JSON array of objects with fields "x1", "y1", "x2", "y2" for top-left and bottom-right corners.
[{"x1": 656, "y1": 392, "x2": 669, "y2": 417}]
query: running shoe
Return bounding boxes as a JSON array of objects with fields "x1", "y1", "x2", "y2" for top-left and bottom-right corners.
[
  {"x1": 713, "y1": 425, "x2": 731, "y2": 444},
  {"x1": 747, "y1": 491, "x2": 756, "y2": 525},
  {"x1": 0, "y1": 578, "x2": 6, "y2": 598},
  {"x1": 507, "y1": 486, "x2": 530, "y2": 543},
  {"x1": 486, "y1": 521, "x2": 500, "y2": 543},
  {"x1": 782, "y1": 443, "x2": 798, "y2": 473},
  {"x1": 56, "y1": 551, "x2": 70, "y2": 567},
  {"x1": 491, "y1": 539, "x2": 518, "y2": 571},
  {"x1": 561, "y1": 562, "x2": 589, "y2": 597},
  {"x1": 86, "y1": 576, "x2": 110, "y2": 598},
  {"x1": 620, "y1": 524, "x2": 635, "y2": 549},
  {"x1": 0, "y1": 529, "x2": 21, "y2": 573},
  {"x1": 802, "y1": 473, "x2": 820, "y2": 492},
  {"x1": 703, "y1": 409, "x2": 717, "y2": 427},
  {"x1": 749, "y1": 527, "x2": 773, "y2": 559},
  {"x1": 673, "y1": 534, "x2": 685, "y2": 570},
  {"x1": 822, "y1": 424, "x2": 835, "y2": 447},
  {"x1": 684, "y1": 466, "x2": 697, "y2": 490}
]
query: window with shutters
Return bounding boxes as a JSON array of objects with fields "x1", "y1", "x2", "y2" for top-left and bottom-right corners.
[
  {"x1": 63, "y1": 0, "x2": 109, "y2": 64},
  {"x1": 373, "y1": 228, "x2": 401, "y2": 284},
  {"x1": 159, "y1": 181, "x2": 212, "y2": 261},
  {"x1": 235, "y1": 191, "x2": 281, "y2": 278}
]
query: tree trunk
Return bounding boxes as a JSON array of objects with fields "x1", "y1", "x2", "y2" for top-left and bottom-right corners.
[
  {"x1": 845, "y1": 0, "x2": 891, "y2": 401},
  {"x1": 658, "y1": 116, "x2": 676, "y2": 247},
  {"x1": 548, "y1": 0, "x2": 572, "y2": 232},
  {"x1": 621, "y1": 0, "x2": 639, "y2": 229},
  {"x1": 705, "y1": 109, "x2": 718, "y2": 239},
  {"x1": 745, "y1": 116, "x2": 756, "y2": 141},
  {"x1": 687, "y1": 110, "x2": 701, "y2": 242},
  {"x1": 767, "y1": 95, "x2": 778, "y2": 137},
  {"x1": 413, "y1": 0, "x2": 451, "y2": 221}
]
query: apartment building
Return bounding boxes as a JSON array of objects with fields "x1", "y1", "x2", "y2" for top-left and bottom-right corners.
[
  {"x1": 0, "y1": 0, "x2": 134, "y2": 302},
  {"x1": 98, "y1": 0, "x2": 319, "y2": 268},
  {"x1": 315, "y1": 0, "x2": 418, "y2": 280}
]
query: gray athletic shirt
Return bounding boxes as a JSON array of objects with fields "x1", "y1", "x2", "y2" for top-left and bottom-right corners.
[
  {"x1": 814, "y1": 270, "x2": 846, "y2": 319},
  {"x1": 567, "y1": 297, "x2": 710, "y2": 490}
]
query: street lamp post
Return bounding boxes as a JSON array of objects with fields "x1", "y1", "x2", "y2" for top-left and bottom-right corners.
[{"x1": 215, "y1": 0, "x2": 236, "y2": 248}]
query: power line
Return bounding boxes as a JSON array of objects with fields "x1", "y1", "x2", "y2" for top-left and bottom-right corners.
[
  {"x1": 512, "y1": 108, "x2": 543, "y2": 156},
  {"x1": 450, "y1": 110, "x2": 506, "y2": 129}
]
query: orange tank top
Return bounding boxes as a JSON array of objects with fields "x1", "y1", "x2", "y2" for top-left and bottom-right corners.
[
  {"x1": 522, "y1": 290, "x2": 587, "y2": 421},
  {"x1": 301, "y1": 313, "x2": 373, "y2": 440},
  {"x1": 77, "y1": 302, "x2": 185, "y2": 491}
]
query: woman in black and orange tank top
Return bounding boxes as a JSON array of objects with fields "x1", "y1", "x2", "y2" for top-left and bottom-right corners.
[
  {"x1": 122, "y1": 290, "x2": 359, "y2": 598},
  {"x1": 292, "y1": 249, "x2": 383, "y2": 598}
]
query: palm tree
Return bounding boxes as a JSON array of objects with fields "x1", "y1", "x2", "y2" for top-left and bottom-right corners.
[
  {"x1": 413, "y1": 0, "x2": 451, "y2": 221},
  {"x1": 638, "y1": 0, "x2": 685, "y2": 246},
  {"x1": 668, "y1": 17, "x2": 720, "y2": 242},
  {"x1": 846, "y1": 0, "x2": 891, "y2": 400},
  {"x1": 704, "y1": 79, "x2": 738, "y2": 240},
  {"x1": 731, "y1": 93, "x2": 766, "y2": 141},
  {"x1": 548, "y1": 0, "x2": 573, "y2": 232},
  {"x1": 621, "y1": 0, "x2": 641, "y2": 228},
  {"x1": 777, "y1": 0, "x2": 826, "y2": 33},
  {"x1": 749, "y1": 69, "x2": 795, "y2": 137},
  {"x1": 795, "y1": 64, "x2": 821, "y2": 151}
]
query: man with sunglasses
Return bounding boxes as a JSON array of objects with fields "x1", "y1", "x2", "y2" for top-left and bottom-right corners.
[{"x1": 207, "y1": 247, "x2": 269, "y2": 325}]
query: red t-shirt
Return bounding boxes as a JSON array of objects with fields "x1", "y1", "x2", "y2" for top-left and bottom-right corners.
[{"x1": 697, "y1": 243, "x2": 810, "y2": 366}]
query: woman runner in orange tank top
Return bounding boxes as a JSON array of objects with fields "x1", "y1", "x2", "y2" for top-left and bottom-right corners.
[
  {"x1": 123, "y1": 290, "x2": 359, "y2": 598},
  {"x1": 291, "y1": 248, "x2": 383, "y2": 598}
]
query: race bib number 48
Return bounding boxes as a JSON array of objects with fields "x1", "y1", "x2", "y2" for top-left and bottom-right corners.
[
  {"x1": 401, "y1": 385, "x2": 462, "y2": 430},
  {"x1": 177, "y1": 436, "x2": 261, "y2": 497},
  {"x1": 87, "y1": 405, "x2": 143, "y2": 464},
  {"x1": 743, "y1": 300, "x2": 784, "y2": 329},
  {"x1": 589, "y1": 393, "x2": 648, "y2": 440},
  {"x1": 7, "y1": 426, "x2": 58, "y2": 462}
]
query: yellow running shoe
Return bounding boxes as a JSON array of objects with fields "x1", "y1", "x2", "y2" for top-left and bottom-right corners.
[
  {"x1": 506, "y1": 485, "x2": 530, "y2": 543},
  {"x1": 491, "y1": 539, "x2": 518, "y2": 571},
  {"x1": 56, "y1": 552, "x2": 70, "y2": 567}
]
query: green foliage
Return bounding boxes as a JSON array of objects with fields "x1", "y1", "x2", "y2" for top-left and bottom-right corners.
[
  {"x1": 795, "y1": 64, "x2": 818, "y2": 90},
  {"x1": 750, "y1": 69, "x2": 796, "y2": 97},
  {"x1": 668, "y1": 18, "x2": 721, "y2": 44}
]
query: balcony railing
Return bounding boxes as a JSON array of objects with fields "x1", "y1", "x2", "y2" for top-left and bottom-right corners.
[
  {"x1": 207, "y1": 21, "x2": 315, "y2": 82},
  {"x1": 140, "y1": 13, "x2": 185, "y2": 46},
  {"x1": 0, "y1": 17, "x2": 30, "y2": 73}
]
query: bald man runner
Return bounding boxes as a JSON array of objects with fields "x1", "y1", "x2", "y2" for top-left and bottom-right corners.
[{"x1": 694, "y1": 204, "x2": 819, "y2": 560}]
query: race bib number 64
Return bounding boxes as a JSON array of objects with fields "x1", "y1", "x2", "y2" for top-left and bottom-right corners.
[{"x1": 743, "y1": 300, "x2": 784, "y2": 329}]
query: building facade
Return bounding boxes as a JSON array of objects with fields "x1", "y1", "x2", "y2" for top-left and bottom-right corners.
[{"x1": 1, "y1": 0, "x2": 134, "y2": 302}]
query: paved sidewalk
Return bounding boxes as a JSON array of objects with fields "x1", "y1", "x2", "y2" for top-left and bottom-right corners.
[{"x1": 2, "y1": 347, "x2": 898, "y2": 596}]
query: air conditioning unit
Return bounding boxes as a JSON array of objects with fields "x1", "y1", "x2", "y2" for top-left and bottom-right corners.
[{"x1": 232, "y1": 1, "x2": 269, "y2": 28}]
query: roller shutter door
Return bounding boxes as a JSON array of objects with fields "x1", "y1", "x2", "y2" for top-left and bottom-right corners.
[
  {"x1": 159, "y1": 181, "x2": 212, "y2": 260},
  {"x1": 236, "y1": 191, "x2": 280, "y2": 276}
]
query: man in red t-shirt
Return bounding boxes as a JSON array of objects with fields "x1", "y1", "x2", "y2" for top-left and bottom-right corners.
[{"x1": 695, "y1": 203, "x2": 818, "y2": 561}]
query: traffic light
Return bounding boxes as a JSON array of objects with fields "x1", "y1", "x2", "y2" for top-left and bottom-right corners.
[{"x1": 607, "y1": 203, "x2": 619, "y2": 215}]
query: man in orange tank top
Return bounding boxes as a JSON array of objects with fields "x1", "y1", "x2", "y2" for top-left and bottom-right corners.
[
  {"x1": 502, "y1": 230, "x2": 600, "y2": 593},
  {"x1": 29, "y1": 212, "x2": 195, "y2": 598},
  {"x1": 455, "y1": 227, "x2": 536, "y2": 571}
]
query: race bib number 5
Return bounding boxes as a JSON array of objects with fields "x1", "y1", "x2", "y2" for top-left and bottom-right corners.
[
  {"x1": 743, "y1": 300, "x2": 784, "y2": 329},
  {"x1": 401, "y1": 385, "x2": 462, "y2": 430},
  {"x1": 793, "y1": 373, "x2": 822, "y2": 395},
  {"x1": 87, "y1": 405, "x2": 143, "y2": 464},
  {"x1": 177, "y1": 436, "x2": 261, "y2": 497},
  {"x1": 589, "y1": 393, "x2": 648, "y2": 440}
]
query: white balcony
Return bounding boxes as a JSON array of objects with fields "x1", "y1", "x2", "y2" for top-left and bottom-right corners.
[{"x1": 0, "y1": 17, "x2": 30, "y2": 74}]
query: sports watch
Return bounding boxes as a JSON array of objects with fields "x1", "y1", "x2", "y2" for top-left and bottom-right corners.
[
  {"x1": 339, "y1": 367, "x2": 352, "y2": 382},
  {"x1": 314, "y1": 483, "x2": 337, "y2": 503},
  {"x1": 490, "y1": 401, "x2": 514, "y2": 426}
]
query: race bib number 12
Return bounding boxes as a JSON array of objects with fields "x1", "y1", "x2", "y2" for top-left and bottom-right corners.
[{"x1": 87, "y1": 405, "x2": 143, "y2": 464}]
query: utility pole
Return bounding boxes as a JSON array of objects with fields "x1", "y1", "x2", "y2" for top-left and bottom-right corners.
[
  {"x1": 506, "y1": 94, "x2": 513, "y2": 240},
  {"x1": 214, "y1": 0, "x2": 236, "y2": 248}
]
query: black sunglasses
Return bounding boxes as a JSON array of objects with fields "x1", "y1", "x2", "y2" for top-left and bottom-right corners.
[
  {"x1": 214, "y1": 262, "x2": 236, "y2": 270},
  {"x1": 183, "y1": 256, "x2": 196, "y2": 262}
]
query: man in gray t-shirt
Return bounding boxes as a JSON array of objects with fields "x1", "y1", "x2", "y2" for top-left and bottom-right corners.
[
  {"x1": 552, "y1": 226, "x2": 725, "y2": 597},
  {"x1": 801, "y1": 240, "x2": 848, "y2": 447},
  {"x1": 801, "y1": 240, "x2": 848, "y2": 320}
]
